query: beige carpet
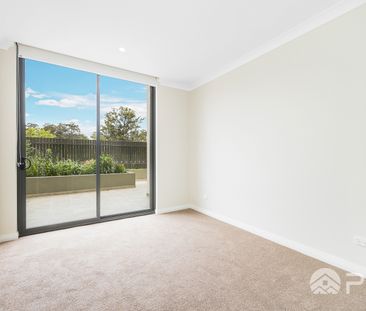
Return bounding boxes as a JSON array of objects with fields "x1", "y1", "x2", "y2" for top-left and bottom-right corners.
[{"x1": 0, "y1": 210, "x2": 365, "y2": 311}]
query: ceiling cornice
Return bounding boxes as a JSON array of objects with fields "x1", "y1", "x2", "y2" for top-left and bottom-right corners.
[
  {"x1": 158, "y1": 78, "x2": 192, "y2": 91},
  {"x1": 160, "y1": 0, "x2": 366, "y2": 91}
]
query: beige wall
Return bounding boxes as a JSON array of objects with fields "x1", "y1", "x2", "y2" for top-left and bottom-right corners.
[
  {"x1": 188, "y1": 4, "x2": 366, "y2": 275},
  {"x1": 156, "y1": 86, "x2": 189, "y2": 212},
  {"x1": 188, "y1": 4, "x2": 366, "y2": 274},
  {"x1": 0, "y1": 45, "x2": 18, "y2": 242}
]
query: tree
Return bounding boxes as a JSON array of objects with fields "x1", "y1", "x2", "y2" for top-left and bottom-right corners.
[
  {"x1": 90, "y1": 132, "x2": 106, "y2": 141},
  {"x1": 101, "y1": 107, "x2": 146, "y2": 141},
  {"x1": 131, "y1": 129, "x2": 147, "y2": 142},
  {"x1": 26, "y1": 123, "x2": 55, "y2": 138},
  {"x1": 26, "y1": 127, "x2": 56, "y2": 138},
  {"x1": 43, "y1": 122, "x2": 87, "y2": 139},
  {"x1": 26, "y1": 122, "x2": 39, "y2": 129}
]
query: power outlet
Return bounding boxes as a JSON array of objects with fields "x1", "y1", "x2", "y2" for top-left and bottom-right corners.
[{"x1": 353, "y1": 236, "x2": 366, "y2": 248}]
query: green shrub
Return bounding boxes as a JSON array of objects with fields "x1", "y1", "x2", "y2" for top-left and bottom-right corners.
[
  {"x1": 81, "y1": 159, "x2": 96, "y2": 174},
  {"x1": 26, "y1": 149, "x2": 126, "y2": 177},
  {"x1": 99, "y1": 154, "x2": 126, "y2": 174},
  {"x1": 26, "y1": 127, "x2": 56, "y2": 138},
  {"x1": 52, "y1": 160, "x2": 82, "y2": 176},
  {"x1": 100, "y1": 154, "x2": 114, "y2": 174},
  {"x1": 26, "y1": 149, "x2": 55, "y2": 177},
  {"x1": 114, "y1": 162, "x2": 126, "y2": 173}
]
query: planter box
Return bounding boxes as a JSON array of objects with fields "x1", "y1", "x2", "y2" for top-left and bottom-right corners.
[
  {"x1": 26, "y1": 172, "x2": 135, "y2": 196},
  {"x1": 127, "y1": 168, "x2": 147, "y2": 180}
]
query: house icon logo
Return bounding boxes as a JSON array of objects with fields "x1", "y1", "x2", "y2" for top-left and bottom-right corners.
[{"x1": 310, "y1": 268, "x2": 341, "y2": 294}]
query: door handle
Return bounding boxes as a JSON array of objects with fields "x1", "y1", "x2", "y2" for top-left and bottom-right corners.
[{"x1": 17, "y1": 157, "x2": 31, "y2": 170}]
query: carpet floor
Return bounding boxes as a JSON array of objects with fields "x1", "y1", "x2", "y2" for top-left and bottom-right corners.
[{"x1": 0, "y1": 209, "x2": 365, "y2": 311}]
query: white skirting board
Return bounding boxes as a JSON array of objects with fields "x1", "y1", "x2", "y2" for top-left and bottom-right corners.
[
  {"x1": 191, "y1": 206, "x2": 366, "y2": 278},
  {"x1": 0, "y1": 232, "x2": 19, "y2": 244},
  {"x1": 155, "y1": 204, "x2": 192, "y2": 214}
]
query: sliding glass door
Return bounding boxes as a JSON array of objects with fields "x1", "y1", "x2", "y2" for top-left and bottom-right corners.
[
  {"x1": 99, "y1": 76, "x2": 150, "y2": 216},
  {"x1": 17, "y1": 57, "x2": 155, "y2": 235},
  {"x1": 23, "y1": 59, "x2": 97, "y2": 228}
]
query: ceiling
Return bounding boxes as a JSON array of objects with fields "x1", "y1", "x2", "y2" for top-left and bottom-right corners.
[{"x1": 0, "y1": 0, "x2": 364, "y2": 90}]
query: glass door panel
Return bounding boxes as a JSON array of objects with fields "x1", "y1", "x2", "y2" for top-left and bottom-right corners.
[
  {"x1": 24, "y1": 59, "x2": 97, "y2": 228},
  {"x1": 99, "y1": 76, "x2": 150, "y2": 216}
]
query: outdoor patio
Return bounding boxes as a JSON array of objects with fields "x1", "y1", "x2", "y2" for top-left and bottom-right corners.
[{"x1": 26, "y1": 180, "x2": 149, "y2": 228}]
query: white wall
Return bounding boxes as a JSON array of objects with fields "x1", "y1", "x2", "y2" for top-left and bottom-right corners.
[
  {"x1": 156, "y1": 86, "x2": 189, "y2": 212},
  {"x1": 0, "y1": 45, "x2": 18, "y2": 242},
  {"x1": 188, "y1": 4, "x2": 366, "y2": 275}
]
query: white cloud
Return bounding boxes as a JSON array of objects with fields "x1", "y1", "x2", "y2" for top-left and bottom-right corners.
[
  {"x1": 33, "y1": 91, "x2": 147, "y2": 118},
  {"x1": 25, "y1": 87, "x2": 47, "y2": 99},
  {"x1": 36, "y1": 99, "x2": 62, "y2": 107},
  {"x1": 100, "y1": 94, "x2": 147, "y2": 118},
  {"x1": 100, "y1": 95, "x2": 124, "y2": 104},
  {"x1": 36, "y1": 94, "x2": 96, "y2": 109}
]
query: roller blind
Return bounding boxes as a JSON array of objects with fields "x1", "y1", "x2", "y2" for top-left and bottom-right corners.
[{"x1": 18, "y1": 44, "x2": 158, "y2": 86}]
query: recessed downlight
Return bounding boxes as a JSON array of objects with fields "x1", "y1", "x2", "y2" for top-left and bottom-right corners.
[{"x1": 118, "y1": 47, "x2": 126, "y2": 53}]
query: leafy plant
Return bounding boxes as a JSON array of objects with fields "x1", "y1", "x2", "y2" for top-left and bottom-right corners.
[
  {"x1": 26, "y1": 127, "x2": 56, "y2": 138},
  {"x1": 52, "y1": 160, "x2": 82, "y2": 176},
  {"x1": 25, "y1": 147, "x2": 126, "y2": 177},
  {"x1": 100, "y1": 154, "x2": 114, "y2": 174},
  {"x1": 99, "y1": 154, "x2": 126, "y2": 174},
  {"x1": 114, "y1": 163, "x2": 126, "y2": 173},
  {"x1": 81, "y1": 159, "x2": 96, "y2": 174},
  {"x1": 26, "y1": 149, "x2": 55, "y2": 177}
]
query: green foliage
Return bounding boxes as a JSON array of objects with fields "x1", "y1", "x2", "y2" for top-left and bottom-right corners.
[
  {"x1": 26, "y1": 116, "x2": 146, "y2": 141},
  {"x1": 101, "y1": 106, "x2": 146, "y2": 142},
  {"x1": 132, "y1": 129, "x2": 147, "y2": 142},
  {"x1": 26, "y1": 140, "x2": 36, "y2": 156},
  {"x1": 99, "y1": 154, "x2": 126, "y2": 174},
  {"x1": 90, "y1": 132, "x2": 107, "y2": 141},
  {"x1": 114, "y1": 163, "x2": 126, "y2": 173},
  {"x1": 100, "y1": 154, "x2": 114, "y2": 173},
  {"x1": 52, "y1": 160, "x2": 82, "y2": 176},
  {"x1": 43, "y1": 122, "x2": 88, "y2": 139},
  {"x1": 26, "y1": 122, "x2": 87, "y2": 139},
  {"x1": 81, "y1": 159, "x2": 96, "y2": 174},
  {"x1": 26, "y1": 127, "x2": 56, "y2": 138},
  {"x1": 26, "y1": 150, "x2": 126, "y2": 177},
  {"x1": 26, "y1": 149, "x2": 56, "y2": 177},
  {"x1": 26, "y1": 123, "x2": 39, "y2": 129}
]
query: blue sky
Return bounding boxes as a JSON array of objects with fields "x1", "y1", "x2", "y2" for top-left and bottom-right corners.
[{"x1": 25, "y1": 59, "x2": 148, "y2": 137}]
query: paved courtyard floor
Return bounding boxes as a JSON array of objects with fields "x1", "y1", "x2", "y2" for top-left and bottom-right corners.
[{"x1": 26, "y1": 181, "x2": 149, "y2": 228}]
